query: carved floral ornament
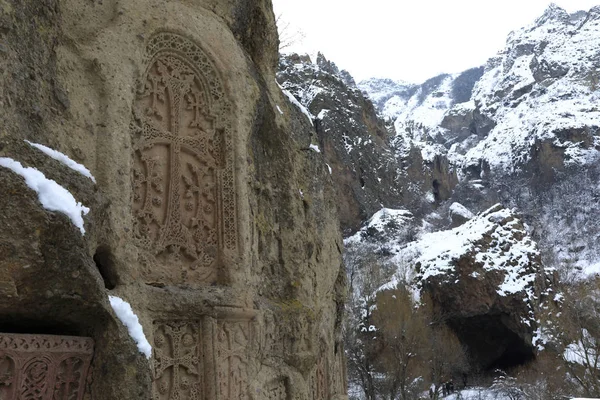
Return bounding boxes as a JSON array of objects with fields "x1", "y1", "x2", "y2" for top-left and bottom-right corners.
[{"x1": 131, "y1": 32, "x2": 238, "y2": 285}]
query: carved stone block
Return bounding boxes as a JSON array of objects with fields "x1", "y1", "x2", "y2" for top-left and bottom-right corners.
[
  {"x1": 132, "y1": 32, "x2": 238, "y2": 285},
  {"x1": 215, "y1": 320, "x2": 250, "y2": 400},
  {"x1": 0, "y1": 333, "x2": 94, "y2": 400}
]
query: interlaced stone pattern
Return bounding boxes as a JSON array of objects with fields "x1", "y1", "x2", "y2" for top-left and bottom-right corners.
[{"x1": 0, "y1": 333, "x2": 94, "y2": 400}]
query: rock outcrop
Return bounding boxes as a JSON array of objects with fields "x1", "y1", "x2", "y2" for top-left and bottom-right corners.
[
  {"x1": 346, "y1": 205, "x2": 554, "y2": 371},
  {"x1": 416, "y1": 206, "x2": 552, "y2": 370},
  {"x1": 0, "y1": 1, "x2": 347, "y2": 399}
]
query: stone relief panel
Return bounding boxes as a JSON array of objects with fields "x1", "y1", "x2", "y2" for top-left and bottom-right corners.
[
  {"x1": 131, "y1": 32, "x2": 237, "y2": 285},
  {"x1": 0, "y1": 333, "x2": 94, "y2": 400},
  {"x1": 152, "y1": 315, "x2": 253, "y2": 400},
  {"x1": 153, "y1": 320, "x2": 204, "y2": 400},
  {"x1": 215, "y1": 320, "x2": 250, "y2": 400}
]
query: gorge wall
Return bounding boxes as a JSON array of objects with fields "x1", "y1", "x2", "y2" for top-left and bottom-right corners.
[{"x1": 0, "y1": 1, "x2": 347, "y2": 399}]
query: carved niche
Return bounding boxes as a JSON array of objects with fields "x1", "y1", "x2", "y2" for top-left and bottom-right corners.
[
  {"x1": 0, "y1": 333, "x2": 94, "y2": 400},
  {"x1": 152, "y1": 315, "x2": 253, "y2": 400},
  {"x1": 131, "y1": 32, "x2": 237, "y2": 285}
]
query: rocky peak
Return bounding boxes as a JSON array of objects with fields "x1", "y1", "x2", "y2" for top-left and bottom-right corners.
[{"x1": 533, "y1": 3, "x2": 570, "y2": 27}]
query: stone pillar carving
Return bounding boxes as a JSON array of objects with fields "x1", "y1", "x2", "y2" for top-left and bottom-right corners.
[
  {"x1": 309, "y1": 355, "x2": 328, "y2": 400},
  {"x1": 152, "y1": 310, "x2": 255, "y2": 400},
  {"x1": 0, "y1": 333, "x2": 94, "y2": 400},
  {"x1": 332, "y1": 344, "x2": 348, "y2": 396},
  {"x1": 131, "y1": 31, "x2": 238, "y2": 286},
  {"x1": 152, "y1": 320, "x2": 206, "y2": 400}
]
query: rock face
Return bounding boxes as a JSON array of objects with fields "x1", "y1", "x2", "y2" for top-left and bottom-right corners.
[
  {"x1": 0, "y1": 1, "x2": 347, "y2": 400},
  {"x1": 359, "y1": 5, "x2": 600, "y2": 280},
  {"x1": 416, "y1": 206, "x2": 552, "y2": 370},
  {"x1": 277, "y1": 54, "x2": 458, "y2": 234}
]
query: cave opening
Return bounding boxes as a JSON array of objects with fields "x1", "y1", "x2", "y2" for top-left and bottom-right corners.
[{"x1": 448, "y1": 314, "x2": 535, "y2": 373}]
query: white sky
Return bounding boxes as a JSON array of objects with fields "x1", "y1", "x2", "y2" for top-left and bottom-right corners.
[{"x1": 273, "y1": 1, "x2": 600, "y2": 83}]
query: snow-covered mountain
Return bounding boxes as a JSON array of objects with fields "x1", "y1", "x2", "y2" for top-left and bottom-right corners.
[{"x1": 359, "y1": 4, "x2": 600, "y2": 280}]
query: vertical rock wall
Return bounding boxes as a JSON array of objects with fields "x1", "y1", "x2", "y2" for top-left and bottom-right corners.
[{"x1": 0, "y1": 1, "x2": 347, "y2": 399}]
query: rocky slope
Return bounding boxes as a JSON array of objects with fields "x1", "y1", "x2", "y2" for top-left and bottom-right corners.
[{"x1": 277, "y1": 53, "x2": 458, "y2": 234}]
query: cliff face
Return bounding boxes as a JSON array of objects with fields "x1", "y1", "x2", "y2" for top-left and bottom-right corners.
[
  {"x1": 0, "y1": 1, "x2": 346, "y2": 399},
  {"x1": 277, "y1": 53, "x2": 458, "y2": 234}
]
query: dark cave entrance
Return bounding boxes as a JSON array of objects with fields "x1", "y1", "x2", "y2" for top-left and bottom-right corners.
[{"x1": 448, "y1": 314, "x2": 535, "y2": 372}]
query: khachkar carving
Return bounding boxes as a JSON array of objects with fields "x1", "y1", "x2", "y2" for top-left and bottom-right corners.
[
  {"x1": 215, "y1": 320, "x2": 250, "y2": 400},
  {"x1": 0, "y1": 333, "x2": 94, "y2": 400},
  {"x1": 132, "y1": 32, "x2": 238, "y2": 285},
  {"x1": 152, "y1": 316, "x2": 252, "y2": 400},
  {"x1": 153, "y1": 321, "x2": 204, "y2": 400}
]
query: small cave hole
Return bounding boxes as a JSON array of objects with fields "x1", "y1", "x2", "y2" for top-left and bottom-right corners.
[{"x1": 93, "y1": 246, "x2": 118, "y2": 290}]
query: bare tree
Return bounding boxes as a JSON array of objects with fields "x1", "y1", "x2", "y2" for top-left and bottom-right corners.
[
  {"x1": 275, "y1": 14, "x2": 306, "y2": 51},
  {"x1": 373, "y1": 286, "x2": 429, "y2": 400},
  {"x1": 556, "y1": 283, "x2": 600, "y2": 397}
]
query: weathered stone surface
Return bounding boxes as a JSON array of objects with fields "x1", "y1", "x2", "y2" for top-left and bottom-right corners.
[{"x1": 0, "y1": 1, "x2": 347, "y2": 399}]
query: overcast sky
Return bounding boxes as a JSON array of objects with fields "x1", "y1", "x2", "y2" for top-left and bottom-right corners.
[{"x1": 272, "y1": 1, "x2": 600, "y2": 84}]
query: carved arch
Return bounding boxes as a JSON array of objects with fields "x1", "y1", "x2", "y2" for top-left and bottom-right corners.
[{"x1": 131, "y1": 31, "x2": 238, "y2": 285}]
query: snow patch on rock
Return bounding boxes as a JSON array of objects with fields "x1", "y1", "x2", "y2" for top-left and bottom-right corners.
[
  {"x1": 25, "y1": 140, "x2": 96, "y2": 183},
  {"x1": 109, "y1": 295, "x2": 152, "y2": 359},
  {"x1": 0, "y1": 157, "x2": 90, "y2": 234}
]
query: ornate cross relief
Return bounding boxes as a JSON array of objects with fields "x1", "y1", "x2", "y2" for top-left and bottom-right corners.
[
  {"x1": 0, "y1": 333, "x2": 94, "y2": 400},
  {"x1": 152, "y1": 315, "x2": 253, "y2": 400},
  {"x1": 131, "y1": 32, "x2": 238, "y2": 285}
]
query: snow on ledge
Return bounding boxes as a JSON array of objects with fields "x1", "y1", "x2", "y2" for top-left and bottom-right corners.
[
  {"x1": 25, "y1": 140, "x2": 96, "y2": 183},
  {"x1": 109, "y1": 295, "x2": 152, "y2": 359},
  {"x1": 277, "y1": 82, "x2": 315, "y2": 126},
  {"x1": 309, "y1": 144, "x2": 321, "y2": 153},
  {"x1": 0, "y1": 157, "x2": 90, "y2": 234}
]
